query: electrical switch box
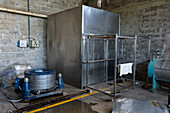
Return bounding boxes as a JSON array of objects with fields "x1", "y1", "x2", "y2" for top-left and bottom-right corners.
[
  {"x1": 17, "y1": 40, "x2": 27, "y2": 48},
  {"x1": 31, "y1": 40, "x2": 39, "y2": 48}
]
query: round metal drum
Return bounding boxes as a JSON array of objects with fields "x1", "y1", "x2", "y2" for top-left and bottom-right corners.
[
  {"x1": 155, "y1": 59, "x2": 170, "y2": 82},
  {"x1": 24, "y1": 68, "x2": 56, "y2": 91}
]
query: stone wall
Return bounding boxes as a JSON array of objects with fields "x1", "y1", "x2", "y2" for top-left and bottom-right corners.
[
  {"x1": 113, "y1": 0, "x2": 169, "y2": 61},
  {"x1": 88, "y1": 0, "x2": 170, "y2": 60},
  {"x1": 0, "y1": 13, "x2": 46, "y2": 69},
  {"x1": 166, "y1": 4, "x2": 170, "y2": 57},
  {"x1": 87, "y1": 0, "x2": 170, "y2": 81},
  {"x1": 0, "y1": 0, "x2": 81, "y2": 15},
  {"x1": 109, "y1": 0, "x2": 170, "y2": 81},
  {"x1": 0, "y1": 0, "x2": 81, "y2": 70}
]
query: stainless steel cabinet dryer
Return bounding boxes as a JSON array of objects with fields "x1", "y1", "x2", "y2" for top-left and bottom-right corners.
[{"x1": 47, "y1": 5, "x2": 119, "y2": 88}]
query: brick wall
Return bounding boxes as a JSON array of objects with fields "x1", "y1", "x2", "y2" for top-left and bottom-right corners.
[
  {"x1": 0, "y1": 0, "x2": 81, "y2": 14},
  {"x1": 0, "y1": 13, "x2": 46, "y2": 69},
  {"x1": 113, "y1": 1, "x2": 169, "y2": 61},
  {"x1": 166, "y1": 5, "x2": 170, "y2": 57},
  {"x1": 88, "y1": 0, "x2": 170, "y2": 60},
  {"x1": 87, "y1": 0, "x2": 170, "y2": 81},
  {"x1": 0, "y1": 0, "x2": 81, "y2": 70}
]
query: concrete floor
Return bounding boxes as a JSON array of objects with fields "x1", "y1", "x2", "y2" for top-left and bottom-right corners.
[{"x1": 0, "y1": 81, "x2": 168, "y2": 113}]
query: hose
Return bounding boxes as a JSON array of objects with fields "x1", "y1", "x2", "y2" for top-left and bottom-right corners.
[{"x1": 8, "y1": 98, "x2": 22, "y2": 103}]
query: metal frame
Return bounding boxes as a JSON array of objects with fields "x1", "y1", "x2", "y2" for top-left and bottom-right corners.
[
  {"x1": 86, "y1": 34, "x2": 151, "y2": 98},
  {"x1": 113, "y1": 34, "x2": 137, "y2": 97}
]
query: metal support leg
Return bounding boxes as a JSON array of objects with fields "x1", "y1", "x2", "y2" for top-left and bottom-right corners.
[
  {"x1": 147, "y1": 37, "x2": 151, "y2": 83},
  {"x1": 114, "y1": 34, "x2": 118, "y2": 97},
  {"x1": 86, "y1": 37, "x2": 89, "y2": 86},
  {"x1": 121, "y1": 40, "x2": 124, "y2": 63},
  {"x1": 133, "y1": 35, "x2": 137, "y2": 90},
  {"x1": 104, "y1": 39, "x2": 109, "y2": 82},
  {"x1": 118, "y1": 14, "x2": 120, "y2": 36},
  {"x1": 168, "y1": 82, "x2": 170, "y2": 108},
  {"x1": 148, "y1": 36, "x2": 151, "y2": 59}
]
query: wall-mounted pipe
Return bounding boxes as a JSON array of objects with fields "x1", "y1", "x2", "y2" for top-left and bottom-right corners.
[
  {"x1": 0, "y1": 7, "x2": 47, "y2": 18},
  {"x1": 27, "y1": 0, "x2": 31, "y2": 48}
]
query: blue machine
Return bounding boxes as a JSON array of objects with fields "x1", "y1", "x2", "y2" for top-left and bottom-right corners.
[
  {"x1": 148, "y1": 58, "x2": 170, "y2": 92},
  {"x1": 15, "y1": 68, "x2": 64, "y2": 101},
  {"x1": 22, "y1": 78, "x2": 31, "y2": 99},
  {"x1": 58, "y1": 73, "x2": 64, "y2": 90},
  {"x1": 148, "y1": 58, "x2": 170, "y2": 109},
  {"x1": 15, "y1": 78, "x2": 22, "y2": 91},
  {"x1": 148, "y1": 58, "x2": 160, "y2": 92}
]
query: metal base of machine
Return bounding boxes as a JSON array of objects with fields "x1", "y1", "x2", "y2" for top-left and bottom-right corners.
[
  {"x1": 15, "y1": 68, "x2": 64, "y2": 101},
  {"x1": 31, "y1": 85, "x2": 58, "y2": 95},
  {"x1": 11, "y1": 90, "x2": 89, "y2": 113},
  {"x1": 167, "y1": 83, "x2": 170, "y2": 109},
  {"x1": 23, "y1": 89, "x2": 63, "y2": 101}
]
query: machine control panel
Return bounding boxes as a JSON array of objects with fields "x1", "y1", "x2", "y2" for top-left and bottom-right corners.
[
  {"x1": 31, "y1": 40, "x2": 39, "y2": 48},
  {"x1": 17, "y1": 40, "x2": 27, "y2": 48}
]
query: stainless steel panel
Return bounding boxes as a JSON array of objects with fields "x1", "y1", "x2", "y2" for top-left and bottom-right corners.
[
  {"x1": 83, "y1": 38, "x2": 106, "y2": 85},
  {"x1": 82, "y1": 64, "x2": 87, "y2": 87},
  {"x1": 47, "y1": 6, "x2": 82, "y2": 88},
  {"x1": 108, "y1": 40, "x2": 115, "y2": 58},
  {"x1": 82, "y1": 38, "x2": 117, "y2": 86},
  {"x1": 47, "y1": 5, "x2": 119, "y2": 88},
  {"x1": 82, "y1": 5, "x2": 119, "y2": 35},
  {"x1": 108, "y1": 61, "x2": 114, "y2": 80},
  {"x1": 108, "y1": 40, "x2": 115, "y2": 80},
  {"x1": 88, "y1": 62, "x2": 106, "y2": 85},
  {"x1": 82, "y1": 36, "x2": 87, "y2": 63},
  {"x1": 88, "y1": 39, "x2": 105, "y2": 61}
]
